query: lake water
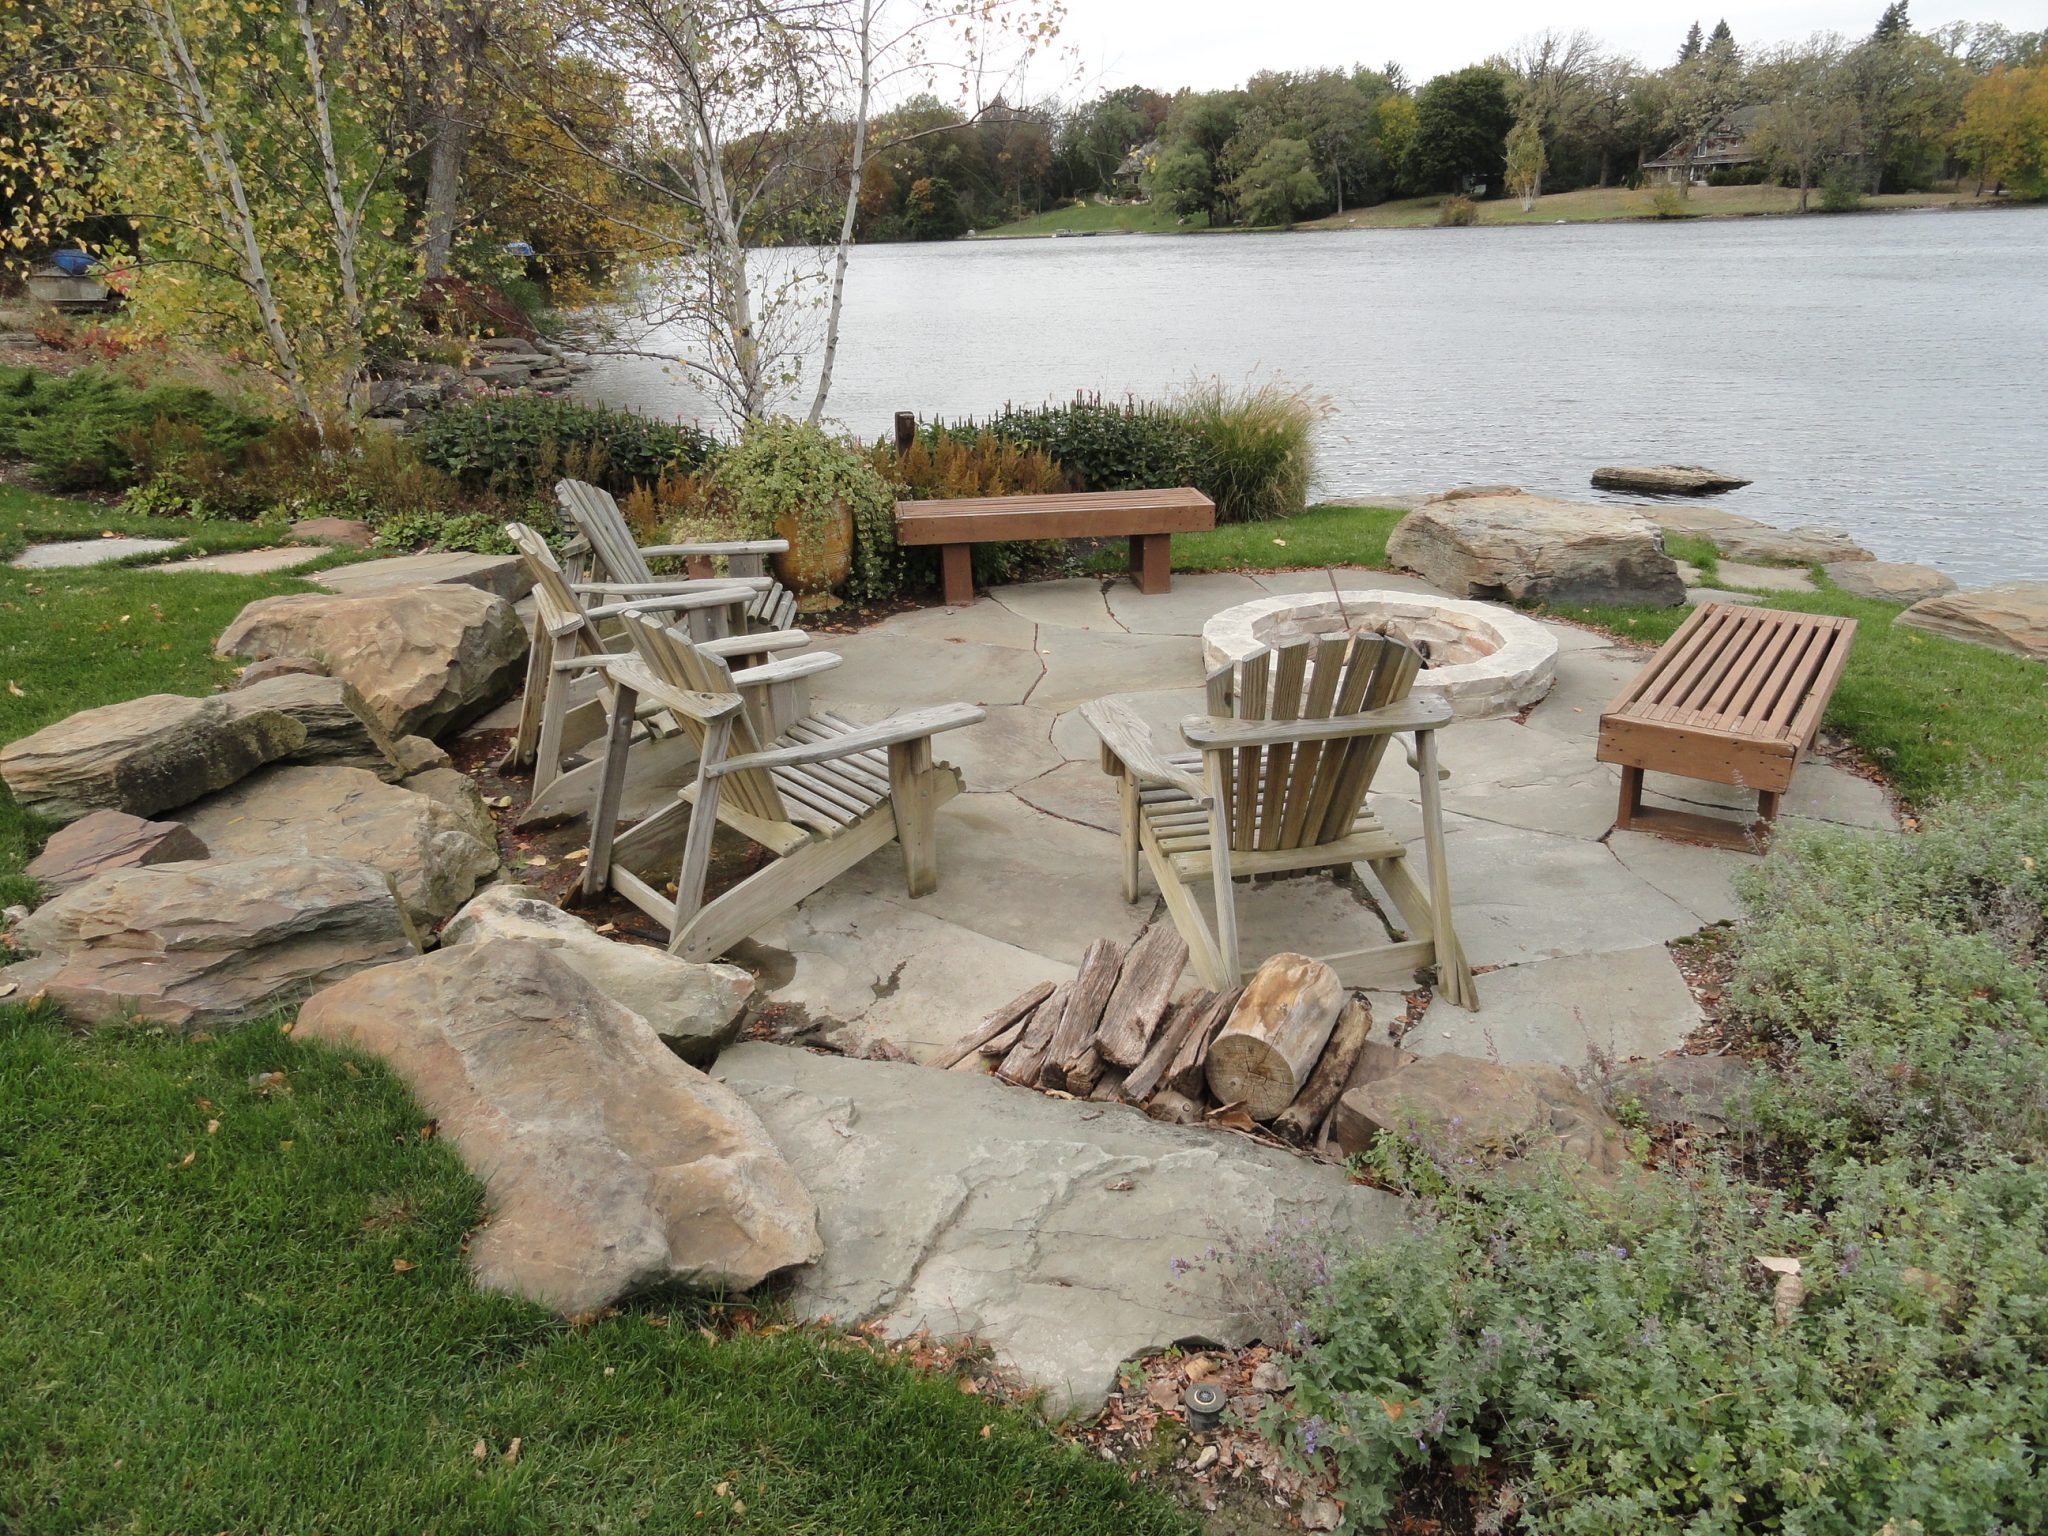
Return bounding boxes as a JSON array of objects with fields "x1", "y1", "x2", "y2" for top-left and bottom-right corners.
[{"x1": 578, "y1": 208, "x2": 2048, "y2": 586}]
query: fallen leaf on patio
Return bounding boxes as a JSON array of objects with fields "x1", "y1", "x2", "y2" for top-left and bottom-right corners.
[
  {"x1": 957, "y1": 1376, "x2": 981, "y2": 1394},
  {"x1": 565, "y1": 848, "x2": 588, "y2": 861},
  {"x1": 392, "y1": 1258, "x2": 415, "y2": 1273},
  {"x1": 1206, "y1": 1101, "x2": 1256, "y2": 1132},
  {"x1": 525, "y1": 856, "x2": 547, "y2": 867}
]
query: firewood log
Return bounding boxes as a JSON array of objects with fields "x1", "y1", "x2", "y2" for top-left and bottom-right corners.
[
  {"x1": 1121, "y1": 989, "x2": 1215, "y2": 1103},
  {"x1": 1093, "y1": 926, "x2": 1189, "y2": 1067},
  {"x1": 936, "y1": 981, "x2": 1055, "y2": 1069},
  {"x1": 1163, "y1": 988, "x2": 1241, "y2": 1099},
  {"x1": 1042, "y1": 939, "x2": 1121, "y2": 1093},
  {"x1": 1205, "y1": 953, "x2": 1344, "y2": 1120},
  {"x1": 997, "y1": 982, "x2": 1068, "y2": 1086},
  {"x1": 1273, "y1": 998, "x2": 1373, "y2": 1140}
]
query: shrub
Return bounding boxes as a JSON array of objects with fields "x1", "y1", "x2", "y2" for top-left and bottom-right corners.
[
  {"x1": 1177, "y1": 379, "x2": 1323, "y2": 523},
  {"x1": 869, "y1": 430, "x2": 1071, "y2": 585},
  {"x1": 1818, "y1": 165, "x2": 1865, "y2": 212},
  {"x1": 1436, "y1": 194, "x2": 1479, "y2": 226},
  {"x1": 412, "y1": 394, "x2": 719, "y2": 499},
  {"x1": 1649, "y1": 185, "x2": 1692, "y2": 219},
  {"x1": 0, "y1": 367, "x2": 272, "y2": 491},
  {"x1": 713, "y1": 416, "x2": 901, "y2": 603},
  {"x1": 967, "y1": 396, "x2": 1198, "y2": 495}
]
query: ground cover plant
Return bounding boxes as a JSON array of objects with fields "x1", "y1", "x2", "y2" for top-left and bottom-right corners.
[{"x1": 0, "y1": 367, "x2": 273, "y2": 492}]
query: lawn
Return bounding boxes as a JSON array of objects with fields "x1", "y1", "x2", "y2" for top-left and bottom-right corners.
[
  {"x1": 974, "y1": 199, "x2": 1210, "y2": 238},
  {"x1": 1122, "y1": 502, "x2": 2042, "y2": 805},
  {"x1": 1298, "y1": 185, "x2": 1985, "y2": 230},
  {"x1": 0, "y1": 489, "x2": 1195, "y2": 1535}
]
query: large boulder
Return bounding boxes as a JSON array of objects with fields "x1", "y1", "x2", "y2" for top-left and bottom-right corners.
[
  {"x1": 712, "y1": 1043, "x2": 1405, "y2": 1415},
  {"x1": 0, "y1": 693, "x2": 305, "y2": 823},
  {"x1": 224, "y1": 673, "x2": 405, "y2": 779},
  {"x1": 310, "y1": 551, "x2": 534, "y2": 604},
  {"x1": 1591, "y1": 464, "x2": 1750, "y2": 495},
  {"x1": 1823, "y1": 560, "x2": 1956, "y2": 606},
  {"x1": 1333, "y1": 1052, "x2": 1629, "y2": 1184},
  {"x1": 10, "y1": 855, "x2": 420, "y2": 1029},
  {"x1": 179, "y1": 765, "x2": 499, "y2": 925},
  {"x1": 442, "y1": 885, "x2": 751, "y2": 1064},
  {"x1": 1894, "y1": 582, "x2": 2048, "y2": 661},
  {"x1": 1649, "y1": 506, "x2": 1873, "y2": 566},
  {"x1": 1388, "y1": 492, "x2": 1686, "y2": 607},
  {"x1": 24, "y1": 810, "x2": 208, "y2": 898},
  {"x1": 296, "y1": 941, "x2": 820, "y2": 1314},
  {"x1": 215, "y1": 585, "x2": 526, "y2": 740}
]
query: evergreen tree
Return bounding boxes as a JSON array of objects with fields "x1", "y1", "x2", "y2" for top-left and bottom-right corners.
[
  {"x1": 1709, "y1": 19, "x2": 1736, "y2": 54},
  {"x1": 1678, "y1": 21, "x2": 1704, "y2": 62},
  {"x1": 1873, "y1": 2, "x2": 1910, "y2": 41}
]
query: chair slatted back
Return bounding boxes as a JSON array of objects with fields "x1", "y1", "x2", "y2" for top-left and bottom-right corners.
[
  {"x1": 624, "y1": 614, "x2": 789, "y2": 825},
  {"x1": 557, "y1": 479, "x2": 656, "y2": 585},
  {"x1": 506, "y1": 522, "x2": 588, "y2": 639},
  {"x1": 1202, "y1": 635, "x2": 1422, "y2": 854}
]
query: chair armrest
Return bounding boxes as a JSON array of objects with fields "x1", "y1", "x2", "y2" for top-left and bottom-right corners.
[
  {"x1": 574, "y1": 577, "x2": 772, "y2": 595},
  {"x1": 1080, "y1": 696, "x2": 1209, "y2": 803},
  {"x1": 705, "y1": 704, "x2": 986, "y2": 779},
  {"x1": 728, "y1": 651, "x2": 842, "y2": 688},
  {"x1": 1181, "y1": 696, "x2": 1452, "y2": 750},
  {"x1": 699, "y1": 629, "x2": 809, "y2": 659},
  {"x1": 583, "y1": 590, "x2": 754, "y2": 621},
  {"x1": 641, "y1": 539, "x2": 789, "y2": 557},
  {"x1": 595, "y1": 656, "x2": 743, "y2": 725}
]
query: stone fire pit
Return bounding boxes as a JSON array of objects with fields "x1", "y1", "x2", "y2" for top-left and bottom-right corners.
[{"x1": 1201, "y1": 590, "x2": 1558, "y2": 721}]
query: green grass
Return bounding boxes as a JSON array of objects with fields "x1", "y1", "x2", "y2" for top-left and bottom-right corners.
[
  {"x1": 0, "y1": 1006, "x2": 1195, "y2": 1533},
  {"x1": 1135, "y1": 502, "x2": 2044, "y2": 806},
  {"x1": 974, "y1": 200, "x2": 1210, "y2": 238},
  {"x1": 1660, "y1": 531, "x2": 1722, "y2": 587},
  {"x1": 0, "y1": 487, "x2": 1195, "y2": 1534},
  {"x1": 1297, "y1": 184, "x2": 1989, "y2": 231}
]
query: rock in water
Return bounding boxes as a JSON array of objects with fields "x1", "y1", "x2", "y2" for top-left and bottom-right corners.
[
  {"x1": 24, "y1": 810, "x2": 208, "y2": 897},
  {"x1": 1591, "y1": 464, "x2": 1751, "y2": 496},
  {"x1": 442, "y1": 885, "x2": 752, "y2": 1064},
  {"x1": 215, "y1": 585, "x2": 526, "y2": 739},
  {"x1": 1822, "y1": 561, "x2": 1955, "y2": 606},
  {"x1": 0, "y1": 694, "x2": 305, "y2": 823},
  {"x1": 1894, "y1": 582, "x2": 2048, "y2": 661},
  {"x1": 712, "y1": 1043, "x2": 1403, "y2": 1415},
  {"x1": 11, "y1": 855, "x2": 420, "y2": 1029},
  {"x1": 1387, "y1": 492, "x2": 1686, "y2": 608},
  {"x1": 224, "y1": 673, "x2": 406, "y2": 779},
  {"x1": 179, "y1": 765, "x2": 499, "y2": 925},
  {"x1": 296, "y1": 941, "x2": 820, "y2": 1313}
]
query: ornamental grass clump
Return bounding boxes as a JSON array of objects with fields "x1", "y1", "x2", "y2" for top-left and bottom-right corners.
[{"x1": 1178, "y1": 378, "x2": 1324, "y2": 523}]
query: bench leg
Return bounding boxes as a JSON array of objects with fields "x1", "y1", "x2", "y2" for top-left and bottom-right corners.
[
  {"x1": 939, "y1": 545, "x2": 973, "y2": 607},
  {"x1": 1615, "y1": 765, "x2": 1644, "y2": 831},
  {"x1": 1129, "y1": 533, "x2": 1171, "y2": 595}
]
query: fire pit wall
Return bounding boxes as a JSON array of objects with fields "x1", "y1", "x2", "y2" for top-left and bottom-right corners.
[{"x1": 1201, "y1": 591, "x2": 1559, "y2": 722}]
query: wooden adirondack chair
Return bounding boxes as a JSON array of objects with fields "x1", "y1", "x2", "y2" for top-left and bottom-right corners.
[
  {"x1": 501, "y1": 524, "x2": 807, "y2": 817},
  {"x1": 1082, "y1": 633, "x2": 1477, "y2": 1008},
  {"x1": 581, "y1": 612, "x2": 984, "y2": 961},
  {"x1": 556, "y1": 478, "x2": 801, "y2": 634}
]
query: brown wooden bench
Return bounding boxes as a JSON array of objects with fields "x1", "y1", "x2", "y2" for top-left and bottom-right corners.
[
  {"x1": 894, "y1": 488, "x2": 1215, "y2": 607},
  {"x1": 1597, "y1": 602, "x2": 1857, "y2": 850}
]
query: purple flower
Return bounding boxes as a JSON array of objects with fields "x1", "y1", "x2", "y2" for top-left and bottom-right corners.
[
  {"x1": 1302, "y1": 1415, "x2": 1326, "y2": 1454},
  {"x1": 1612, "y1": 1246, "x2": 1630, "y2": 1260},
  {"x1": 1169, "y1": 1257, "x2": 1190, "y2": 1276}
]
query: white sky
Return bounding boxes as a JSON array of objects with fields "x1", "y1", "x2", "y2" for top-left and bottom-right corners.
[{"x1": 1033, "y1": 0, "x2": 2047, "y2": 92}]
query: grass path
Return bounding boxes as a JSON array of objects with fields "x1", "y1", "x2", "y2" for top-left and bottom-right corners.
[{"x1": 0, "y1": 486, "x2": 1197, "y2": 1534}]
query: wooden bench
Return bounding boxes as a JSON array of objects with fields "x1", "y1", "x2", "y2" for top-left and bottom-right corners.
[
  {"x1": 894, "y1": 488, "x2": 1215, "y2": 607},
  {"x1": 1597, "y1": 602, "x2": 1857, "y2": 851}
]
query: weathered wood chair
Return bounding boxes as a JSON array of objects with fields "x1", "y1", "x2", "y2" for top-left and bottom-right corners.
[
  {"x1": 556, "y1": 478, "x2": 801, "y2": 634},
  {"x1": 1083, "y1": 634, "x2": 1477, "y2": 1008},
  {"x1": 501, "y1": 524, "x2": 807, "y2": 817},
  {"x1": 581, "y1": 613, "x2": 984, "y2": 962}
]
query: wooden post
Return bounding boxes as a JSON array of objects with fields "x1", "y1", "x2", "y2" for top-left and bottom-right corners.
[
  {"x1": 894, "y1": 411, "x2": 916, "y2": 454},
  {"x1": 1616, "y1": 763, "x2": 1644, "y2": 832},
  {"x1": 937, "y1": 544, "x2": 974, "y2": 607},
  {"x1": 1129, "y1": 532, "x2": 1172, "y2": 594},
  {"x1": 888, "y1": 737, "x2": 939, "y2": 898},
  {"x1": 1205, "y1": 953, "x2": 1345, "y2": 1120}
]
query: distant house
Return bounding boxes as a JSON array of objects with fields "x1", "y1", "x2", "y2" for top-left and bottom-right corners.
[
  {"x1": 1644, "y1": 106, "x2": 1763, "y2": 185},
  {"x1": 1114, "y1": 139, "x2": 1160, "y2": 195}
]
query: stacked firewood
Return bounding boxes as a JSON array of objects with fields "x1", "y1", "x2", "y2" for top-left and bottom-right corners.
[{"x1": 937, "y1": 928, "x2": 1380, "y2": 1150}]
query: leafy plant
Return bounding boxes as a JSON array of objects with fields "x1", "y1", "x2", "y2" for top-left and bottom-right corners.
[
  {"x1": 869, "y1": 430, "x2": 1071, "y2": 585},
  {"x1": 412, "y1": 394, "x2": 718, "y2": 499},
  {"x1": 714, "y1": 416, "x2": 901, "y2": 602},
  {"x1": 1436, "y1": 194, "x2": 1479, "y2": 226},
  {"x1": 1818, "y1": 164, "x2": 1866, "y2": 211},
  {"x1": 0, "y1": 367, "x2": 271, "y2": 491}
]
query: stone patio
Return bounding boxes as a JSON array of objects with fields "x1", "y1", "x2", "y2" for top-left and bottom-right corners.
[{"x1": 727, "y1": 565, "x2": 1899, "y2": 1074}]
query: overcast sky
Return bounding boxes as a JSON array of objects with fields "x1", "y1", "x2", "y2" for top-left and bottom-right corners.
[{"x1": 1032, "y1": 0, "x2": 2044, "y2": 93}]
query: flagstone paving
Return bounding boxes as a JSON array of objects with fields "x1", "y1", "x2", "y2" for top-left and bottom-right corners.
[{"x1": 543, "y1": 567, "x2": 1902, "y2": 1074}]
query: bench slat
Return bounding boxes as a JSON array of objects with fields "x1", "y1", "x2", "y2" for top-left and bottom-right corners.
[{"x1": 895, "y1": 488, "x2": 1215, "y2": 545}]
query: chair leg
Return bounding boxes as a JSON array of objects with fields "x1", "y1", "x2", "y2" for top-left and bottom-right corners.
[
  {"x1": 1207, "y1": 793, "x2": 1240, "y2": 987},
  {"x1": 888, "y1": 737, "x2": 941, "y2": 898},
  {"x1": 503, "y1": 610, "x2": 551, "y2": 770},
  {"x1": 669, "y1": 718, "x2": 732, "y2": 936},
  {"x1": 1616, "y1": 764, "x2": 1644, "y2": 831},
  {"x1": 672, "y1": 812, "x2": 900, "y2": 962},
  {"x1": 531, "y1": 633, "x2": 581, "y2": 797},
  {"x1": 1416, "y1": 728, "x2": 1477, "y2": 1011},
  {"x1": 580, "y1": 681, "x2": 640, "y2": 901},
  {"x1": 1116, "y1": 772, "x2": 1141, "y2": 903}
]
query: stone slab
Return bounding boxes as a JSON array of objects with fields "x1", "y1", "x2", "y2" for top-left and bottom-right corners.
[
  {"x1": 1411, "y1": 945, "x2": 1702, "y2": 1070},
  {"x1": 312, "y1": 551, "x2": 532, "y2": 603},
  {"x1": 1030, "y1": 629, "x2": 1204, "y2": 710},
  {"x1": 1249, "y1": 570, "x2": 1342, "y2": 595},
  {"x1": 1717, "y1": 561, "x2": 1815, "y2": 593},
  {"x1": 910, "y1": 703, "x2": 1064, "y2": 795},
  {"x1": 1419, "y1": 719, "x2": 1625, "y2": 840},
  {"x1": 1606, "y1": 829, "x2": 1748, "y2": 926},
  {"x1": 987, "y1": 576, "x2": 1119, "y2": 632},
  {"x1": 165, "y1": 547, "x2": 325, "y2": 576},
  {"x1": 864, "y1": 598, "x2": 1040, "y2": 650},
  {"x1": 1823, "y1": 561, "x2": 1955, "y2": 606},
  {"x1": 11, "y1": 537, "x2": 178, "y2": 569},
  {"x1": 1012, "y1": 759, "x2": 1123, "y2": 833},
  {"x1": 713, "y1": 1043, "x2": 1404, "y2": 1415},
  {"x1": 1050, "y1": 687, "x2": 1208, "y2": 762},
  {"x1": 807, "y1": 633, "x2": 1043, "y2": 711},
  {"x1": 1640, "y1": 759, "x2": 1897, "y2": 832},
  {"x1": 1103, "y1": 572, "x2": 1270, "y2": 636},
  {"x1": 1519, "y1": 646, "x2": 1651, "y2": 743},
  {"x1": 1894, "y1": 582, "x2": 2048, "y2": 662}
]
